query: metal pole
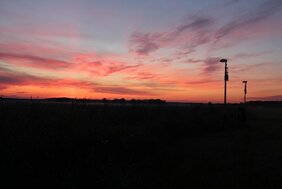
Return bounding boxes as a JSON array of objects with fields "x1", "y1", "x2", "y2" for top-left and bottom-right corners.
[
  {"x1": 220, "y1": 59, "x2": 228, "y2": 105},
  {"x1": 242, "y1": 81, "x2": 247, "y2": 104},
  {"x1": 224, "y1": 62, "x2": 227, "y2": 105},
  {"x1": 244, "y1": 90, "x2": 246, "y2": 103},
  {"x1": 245, "y1": 82, "x2": 247, "y2": 103}
]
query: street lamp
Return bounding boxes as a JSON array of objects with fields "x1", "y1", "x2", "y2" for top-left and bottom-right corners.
[
  {"x1": 242, "y1": 81, "x2": 247, "y2": 103},
  {"x1": 220, "y1": 59, "x2": 228, "y2": 105}
]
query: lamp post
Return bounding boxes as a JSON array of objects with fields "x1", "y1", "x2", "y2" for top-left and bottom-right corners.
[
  {"x1": 242, "y1": 81, "x2": 247, "y2": 103},
  {"x1": 220, "y1": 59, "x2": 228, "y2": 105}
]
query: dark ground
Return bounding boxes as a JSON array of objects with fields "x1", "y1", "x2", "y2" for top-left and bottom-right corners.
[{"x1": 1, "y1": 101, "x2": 282, "y2": 188}]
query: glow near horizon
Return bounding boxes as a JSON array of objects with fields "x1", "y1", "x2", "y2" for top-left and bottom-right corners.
[{"x1": 0, "y1": 0, "x2": 282, "y2": 102}]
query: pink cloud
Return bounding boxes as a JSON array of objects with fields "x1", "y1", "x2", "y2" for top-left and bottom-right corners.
[
  {"x1": 184, "y1": 57, "x2": 222, "y2": 75},
  {"x1": 129, "y1": 32, "x2": 162, "y2": 56},
  {"x1": 0, "y1": 52, "x2": 72, "y2": 70},
  {"x1": 72, "y1": 53, "x2": 143, "y2": 76},
  {"x1": 129, "y1": 0, "x2": 282, "y2": 60},
  {"x1": 126, "y1": 72, "x2": 156, "y2": 80},
  {"x1": 0, "y1": 48, "x2": 143, "y2": 77},
  {"x1": 129, "y1": 16, "x2": 214, "y2": 56},
  {"x1": 202, "y1": 57, "x2": 222, "y2": 74},
  {"x1": 215, "y1": 0, "x2": 282, "y2": 40},
  {"x1": 76, "y1": 61, "x2": 142, "y2": 77},
  {"x1": 0, "y1": 67, "x2": 94, "y2": 88},
  {"x1": 185, "y1": 79, "x2": 220, "y2": 85}
]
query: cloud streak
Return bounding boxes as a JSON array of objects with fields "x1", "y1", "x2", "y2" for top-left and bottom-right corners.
[
  {"x1": 248, "y1": 95, "x2": 282, "y2": 101},
  {"x1": 185, "y1": 57, "x2": 222, "y2": 75},
  {"x1": 0, "y1": 50, "x2": 142, "y2": 77},
  {"x1": 129, "y1": 16, "x2": 214, "y2": 56},
  {"x1": 0, "y1": 52, "x2": 72, "y2": 70},
  {"x1": 231, "y1": 51, "x2": 273, "y2": 60},
  {"x1": 215, "y1": 0, "x2": 282, "y2": 39},
  {"x1": 129, "y1": 0, "x2": 282, "y2": 58},
  {"x1": 0, "y1": 67, "x2": 94, "y2": 89},
  {"x1": 0, "y1": 65, "x2": 152, "y2": 97},
  {"x1": 95, "y1": 86, "x2": 154, "y2": 96},
  {"x1": 75, "y1": 58, "x2": 142, "y2": 76}
]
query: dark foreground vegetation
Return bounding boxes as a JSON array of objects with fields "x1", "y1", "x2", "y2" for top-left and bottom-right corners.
[{"x1": 1, "y1": 101, "x2": 282, "y2": 188}]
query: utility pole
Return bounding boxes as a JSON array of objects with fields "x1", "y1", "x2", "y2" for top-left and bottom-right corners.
[
  {"x1": 220, "y1": 59, "x2": 228, "y2": 105},
  {"x1": 242, "y1": 81, "x2": 247, "y2": 103}
]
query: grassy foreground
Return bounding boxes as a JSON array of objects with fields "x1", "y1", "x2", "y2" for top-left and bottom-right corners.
[{"x1": 1, "y1": 102, "x2": 282, "y2": 188}]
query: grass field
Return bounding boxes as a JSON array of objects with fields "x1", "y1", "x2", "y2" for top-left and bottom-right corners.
[{"x1": 1, "y1": 101, "x2": 282, "y2": 188}]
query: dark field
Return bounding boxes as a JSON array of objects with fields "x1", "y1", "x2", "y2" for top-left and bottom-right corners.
[{"x1": 1, "y1": 102, "x2": 282, "y2": 188}]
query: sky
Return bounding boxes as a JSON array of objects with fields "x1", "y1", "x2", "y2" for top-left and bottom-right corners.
[{"x1": 0, "y1": 0, "x2": 282, "y2": 102}]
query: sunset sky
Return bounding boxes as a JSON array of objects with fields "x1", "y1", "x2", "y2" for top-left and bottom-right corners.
[{"x1": 0, "y1": 0, "x2": 281, "y2": 102}]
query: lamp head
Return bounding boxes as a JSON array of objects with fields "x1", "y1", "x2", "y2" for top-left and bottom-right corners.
[{"x1": 220, "y1": 59, "x2": 227, "y2": 63}]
